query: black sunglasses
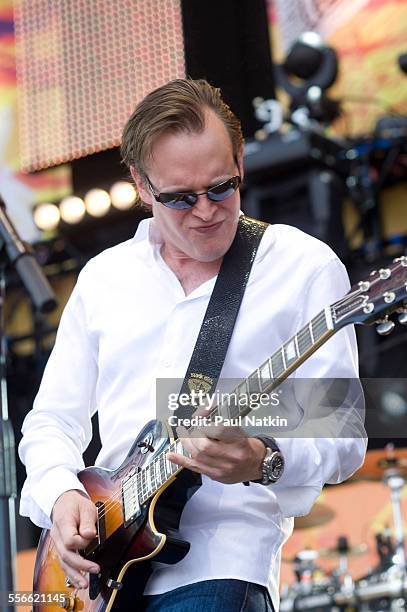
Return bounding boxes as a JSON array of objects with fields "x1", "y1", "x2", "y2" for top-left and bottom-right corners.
[{"x1": 145, "y1": 175, "x2": 241, "y2": 210}]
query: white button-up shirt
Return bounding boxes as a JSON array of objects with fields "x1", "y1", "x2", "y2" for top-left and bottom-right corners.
[{"x1": 19, "y1": 218, "x2": 366, "y2": 608}]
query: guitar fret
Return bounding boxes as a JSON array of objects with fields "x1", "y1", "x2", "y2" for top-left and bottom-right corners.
[
  {"x1": 298, "y1": 326, "x2": 312, "y2": 355},
  {"x1": 141, "y1": 469, "x2": 146, "y2": 499},
  {"x1": 313, "y1": 316, "x2": 328, "y2": 340},
  {"x1": 141, "y1": 473, "x2": 147, "y2": 503},
  {"x1": 309, "y1": 321, "x2": 315, "y2": 344},
  {"x1": 165, "y1": 453, "x2": 172, "y2": 477},
  {"x1": 271, "y1": 350, "x2": 284, "y2": 378},
  {"x1": 248, "y1": 370, "x2": 261, "y2": 394},
  {"x1": 286, "y1": 339, "x2": 297, "y2": 361},
  {"x1": 159, "y1": 454, "x2": 165, "y2": 485},
  {"x1": 229, "y1": 393, "x2": 241, "y2": 419},
  {"x1": 154, "y1": 460, "x2": 160, "y2": 488},
  {"x1": 294, "y1": 333, "x2": 300, "y2": 357},
  {"x1": 281, "y1": 347, "x2": 287, "y2": 370},
  {"x1": 146, "y1": 467, "x2": 152, "y2": 495},
  {"x1": 259, "y1": 361, "x2": 271, "y2": 389},
  {"x1": 237, "y1": 381, "x2": 248, "y2": 402},
  {"x1": 257, "y1": 368, "x2": 263, "y2": 390},
  {"x1": 160, "y1": 460, "x2": 164, "y2": 484},
  {"x1": 149, "y1": 463, "x2": 155, "y2": 489},
  {"x1": 218, "y1": 401, "x2": 230, "y2": 420}
]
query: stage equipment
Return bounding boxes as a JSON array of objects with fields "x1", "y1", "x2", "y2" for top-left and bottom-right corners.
[
  {"x1": 33, "y1": 204, "x2": 61, "y2": 232},
  {"x1": 398, "y1": 53, "x2": 407, "y2": 75},
  {"x1": 242, "y1": 126, "x2": 350, "y2": 257},
  {"x1": 0, "y1": 197, "x2": 57, "y2": 610},
  {"x1": 84, "y1": 189, "x2": 111, "y2": 218},
  {"x1": 243, "y1": 127, "x2": 349, "y2": 181},
  {"x1": 293, "y1": 503, "x2": 335, "y2": 530},
  {"x1": 281, "y1": 445, "x2": 407, "y2": 611},
  {"x1": 274, "y1": 32, "x2": 340, "y2": 125},
  {"x1": 110, "y1": 182, "x2": 137, "y2": 211},
  {"x1": 354, "y1": 445, "x2": 407, "y2": 568},
  {"x1": 59, "y1": 196, "x2": 86, "y2": 225}
]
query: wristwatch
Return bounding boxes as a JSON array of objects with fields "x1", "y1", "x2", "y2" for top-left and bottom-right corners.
[{"x1": 252, "y1": 436, "x2": 285, "y2": 485}]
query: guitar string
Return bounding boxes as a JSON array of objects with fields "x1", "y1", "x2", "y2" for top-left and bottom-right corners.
[
  {"x1": 94, "y1": 309, "x2": 330, "y2": 520},
  {"x1": 93, "y1": 310, "x2": 330, "y2": 520},
  {"x1": 93, "y1": 277, "x2": 396, "y2": 520},
  {"x1": 94, "y1": 310, "x2": 330, "y2": 521},
  {"x1": 95, "y1": 312, "x2": 324, "y2": 517}
]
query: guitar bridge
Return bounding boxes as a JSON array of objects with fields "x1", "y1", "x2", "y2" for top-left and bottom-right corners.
[{"x1": 84, "y1": 501, "x2": 106, "y2": 557}]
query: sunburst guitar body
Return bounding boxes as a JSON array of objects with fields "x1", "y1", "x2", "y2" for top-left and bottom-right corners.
[{"x1": 33, "y1": 420, "x2": 200, "y2": 611}]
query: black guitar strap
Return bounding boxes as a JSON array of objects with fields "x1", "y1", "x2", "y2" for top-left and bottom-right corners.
[{"x1": 172, "y1": 215, "x2": 268, "y2": 437}]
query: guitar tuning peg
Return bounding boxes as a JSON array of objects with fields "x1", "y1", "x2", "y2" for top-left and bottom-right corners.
[
  {"x1": 398, "y1": 310, "x2": 407, "y2": 325},
  {"x1": 376, "y1": 317, "x2": 395, "y2": 336}
]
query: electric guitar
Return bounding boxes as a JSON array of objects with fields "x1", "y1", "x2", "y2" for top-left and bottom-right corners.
[{"x1": 33, "y1": 257, "x2": 407, "y2": 611}]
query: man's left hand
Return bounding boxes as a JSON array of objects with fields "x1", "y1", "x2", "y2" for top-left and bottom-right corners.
[{"x1": 167, "y1": 424, "x2": 266, "y2": 484}]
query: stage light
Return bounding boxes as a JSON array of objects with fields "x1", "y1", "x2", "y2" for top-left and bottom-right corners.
[
  {"x1": 60, "y1": 196, "x2": 86, "y2": 224},
  {"x1": 84, "y1": 188, "x2": 111, "y2": 217},
  {"x1": 110, "y1": 181, "x2": 137, "y2": 210},
  {"x1": 274, "y1": 32, "x2": 340, "y2": 124},
  {"x1": 33, "y1": 203, "x2": 60, "y2": 231}
]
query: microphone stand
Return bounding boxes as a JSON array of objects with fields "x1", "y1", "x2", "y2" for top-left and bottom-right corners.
[
  {"x1": 0, "y1": 197, "x2": 57, "y2": 609},
  {"x1": 0, "y1": 262, "x2": 17, "y2": 607}
]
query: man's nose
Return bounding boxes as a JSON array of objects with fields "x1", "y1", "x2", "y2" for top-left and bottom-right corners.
[{"x1": 191, "y1": 194, "x2": 217, "y2": 221}]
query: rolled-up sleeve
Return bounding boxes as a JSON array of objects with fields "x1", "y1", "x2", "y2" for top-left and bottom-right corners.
[{"x1": 18, "y1": 268, "x2": 97, "y2": 528}]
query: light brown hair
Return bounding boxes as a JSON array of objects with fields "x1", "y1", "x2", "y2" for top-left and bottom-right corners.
[{"x1": 121, "y1": 78, "x2": 243, "y2": 180}]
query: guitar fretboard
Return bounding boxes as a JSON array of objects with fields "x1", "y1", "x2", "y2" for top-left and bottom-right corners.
[{"x1": 123, "y1": 307, "x2": 334, "y2": 509}]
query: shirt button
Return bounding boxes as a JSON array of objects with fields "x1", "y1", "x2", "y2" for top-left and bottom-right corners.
[{"x1": 163, "y1": 360, "x2": 172, "y2": 368}]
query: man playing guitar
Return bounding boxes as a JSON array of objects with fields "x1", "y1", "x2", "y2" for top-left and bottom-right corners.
[{"x1": 19, "y1": 79, "x2": 366, "y2": 611}]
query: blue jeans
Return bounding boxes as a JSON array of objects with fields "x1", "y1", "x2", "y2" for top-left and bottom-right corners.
[{"x1": 140, "y1": 579, "x2": 275, "y2": 612}]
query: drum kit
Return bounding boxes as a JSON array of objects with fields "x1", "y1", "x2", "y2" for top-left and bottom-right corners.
[{"x1": 280, "y1": 445, "x2": 407, "y2": 611}]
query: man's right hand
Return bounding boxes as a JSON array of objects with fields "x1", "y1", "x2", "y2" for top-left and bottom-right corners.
[{"x1": 50, "y1": 490, "x2": 100, "y2": 589}]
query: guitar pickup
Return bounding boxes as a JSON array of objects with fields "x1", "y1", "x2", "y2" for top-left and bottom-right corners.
[{"x1": 121, "y1": 471, "x2": 141, "y2": 527}]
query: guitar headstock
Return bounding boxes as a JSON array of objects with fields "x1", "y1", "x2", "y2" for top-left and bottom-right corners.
[{"x1": 331, "y1": 256, "x2": 407, "y2": 334}]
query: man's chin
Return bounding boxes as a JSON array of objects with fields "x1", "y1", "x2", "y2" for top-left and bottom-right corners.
[{"x1": 192, "y1": 243, "x2": 233, "y2": 263}]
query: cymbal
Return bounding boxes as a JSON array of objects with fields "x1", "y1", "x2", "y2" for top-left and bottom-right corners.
[
  {"x1": 283, "y1": 543, "x2": 368, "y2": 564},
  {"x1": 319, "y1": 542, "x2": 368, "y2": 559},
  {"x1": 353, "y1": 446, "x2": 407, "y2": 481},
  {"x1": 294, "y1": 503, "x2": 335, "y2": 529}
]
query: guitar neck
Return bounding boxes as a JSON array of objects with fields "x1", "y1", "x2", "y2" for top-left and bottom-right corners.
[
  {"x1": 215, "y1": 305, "x2": 335, "y2": 420},
  {"x1": 122, "y1": 256, "x2": 407, "y2": 521},
  {"x1": 129, "y1": 306, "x2": 336, "y2": 507}
]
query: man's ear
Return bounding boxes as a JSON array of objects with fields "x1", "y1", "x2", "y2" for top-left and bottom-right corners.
[
  {"x1": 130, "y1": 166, "x2": 153, "y2": 206},
  {"x1": 236, "y1": 145, "x2": 244, "y2": 182}
]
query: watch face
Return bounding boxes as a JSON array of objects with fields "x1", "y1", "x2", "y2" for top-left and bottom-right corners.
[{"x1": 269, "y1": 454, "x2": 284, "y2": 480}]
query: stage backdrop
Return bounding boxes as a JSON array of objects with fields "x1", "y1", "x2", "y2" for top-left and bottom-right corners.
[{"x1": 13, "y1": 0, "x2": 185, "y2": 172}]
